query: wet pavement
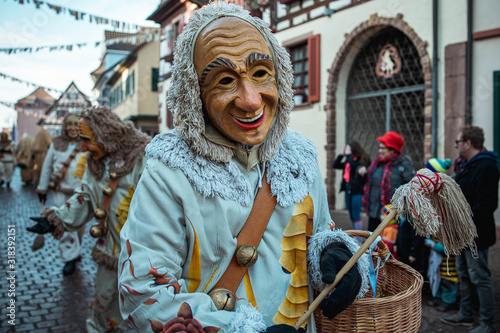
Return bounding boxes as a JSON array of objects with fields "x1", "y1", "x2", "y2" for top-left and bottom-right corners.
[{"x1": 1, "y1": 167, "x2": 499, "y2": 332}]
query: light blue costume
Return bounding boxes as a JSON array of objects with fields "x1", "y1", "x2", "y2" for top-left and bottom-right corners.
[{"x1": 118, "y1": 3, "x2": 369, "y2": 332}]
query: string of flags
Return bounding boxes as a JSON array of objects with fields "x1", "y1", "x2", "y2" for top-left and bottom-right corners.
[
  {"x1": 0, "y1": 32, "x2": 160, "y2": 55},
  {"x1": 0, "y1": 72, "x2": 64, "y2": 94},
  {"x1": 0, "y1": 100, "x2": 64, "y2": 122},
  {"x1": 0, "y1": 101, "x2": 16, "y2": 109},
  {"x1": 12, "y1": 0, "x2": 160, "y2": 32}
]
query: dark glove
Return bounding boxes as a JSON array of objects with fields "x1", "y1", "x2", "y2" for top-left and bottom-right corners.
[
  {"x1": 319, "y1": 242, "x2": 361, "y2": 319},
  {"x1": 26, "y1": 217, "x2": 54, "y2": 234},
  {"x1": 37, "y1": 192, "x2": 47, "y2": 204},
  {"x1": 265, "y1": 324, "x2": 305, "y2": 333}
]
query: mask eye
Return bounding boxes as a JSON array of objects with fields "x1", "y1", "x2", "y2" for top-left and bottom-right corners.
[
  {"x1": 219, "y1": 77, "x2": 234, "y2": 85},
  {"x1": 253, "y1": 70, "x2": 267, "y2": 78}
]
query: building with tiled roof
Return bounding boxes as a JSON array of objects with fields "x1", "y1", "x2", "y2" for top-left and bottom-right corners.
[
  {"x1": 91, "y1": 30, "x2": 145, "y2": 107},
  {"x1": 15, "y1": 87, "x2": 55, "y2": 140},
  {"x1": 41, "y1": 82, "x2": 91, "y2": 137},
  {"x1": 106, "y1": 40, "x2": 160, "y2": 136}
]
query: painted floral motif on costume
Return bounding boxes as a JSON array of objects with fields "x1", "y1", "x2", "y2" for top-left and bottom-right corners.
[
  {"x1": 274, "y1": 195, "x2": 314, "y2": 327},
  {"x1": 120, "y1": 239, "x2": 181, "y2": 307},
  {"x1": 148, "y1": 302, "x2": 220, "y2": 333}
]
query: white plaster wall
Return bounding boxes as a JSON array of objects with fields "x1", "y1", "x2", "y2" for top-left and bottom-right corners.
[
  {"x1": 472, "y1": 38, "x2": 500, "y2": 148},
  {"x1": 474, "y1": 0, "x2": 500, "y2": 32},
  {"x1": 288, "y1": 105, "x2": 327, "y2": 178},
  {"x1": 435, "y1": 0, "x2": 467, "y2": 159}
]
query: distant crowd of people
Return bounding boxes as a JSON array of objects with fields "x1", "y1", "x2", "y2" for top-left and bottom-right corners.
[{"x1": 333, "y1": 127, "x2": 497, "y2": 333}]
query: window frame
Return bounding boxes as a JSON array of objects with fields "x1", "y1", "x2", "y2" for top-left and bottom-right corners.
[{"x1": 282, "y1": 33, "x2": 321, "y2": 107}]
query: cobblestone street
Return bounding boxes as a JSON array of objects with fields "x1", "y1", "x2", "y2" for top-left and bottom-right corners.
[{"x1": 1, "y1": 168, "x2": 499, "y2": 332}]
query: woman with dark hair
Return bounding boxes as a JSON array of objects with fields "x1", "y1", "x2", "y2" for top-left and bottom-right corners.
[{"x1": 333, "y1": 140, "x2": 371, "y2": 231}]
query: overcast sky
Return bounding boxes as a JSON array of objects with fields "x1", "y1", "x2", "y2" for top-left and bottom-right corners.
[{"x1": 0, "y1": 0, "x2": 160, "y2": 128}]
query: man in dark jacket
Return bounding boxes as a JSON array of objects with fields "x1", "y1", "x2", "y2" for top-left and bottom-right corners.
[{"x1": 441, "y1": 125, "x2": 498, "y2": 333}]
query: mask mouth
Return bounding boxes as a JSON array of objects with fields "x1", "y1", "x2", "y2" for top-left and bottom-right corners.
[
  {"x1": 230, "y1": 108, "x2": 265, "y2": 130},
  {"x1": 67, "y1": 129, "x2": 79, "y2": 137}
]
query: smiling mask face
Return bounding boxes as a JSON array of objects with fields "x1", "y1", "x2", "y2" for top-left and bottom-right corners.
[
  {"x1": 193, "y1": 17, "x2": 278, "y2": 146},
  {"x1": 79, "y1": 120, "x2": 107, "y2": 160},
  {"x1": 65, "y1": 114, "x2": 79, "y2": 139}
]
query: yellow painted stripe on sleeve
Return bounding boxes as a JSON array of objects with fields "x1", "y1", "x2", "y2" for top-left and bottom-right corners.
[
  {"x1": 186, "y1": 216, "x2": 201, "y2": 293},
  {"x1": 244, "y1": 272, "x2": 258, "y2": 308}
]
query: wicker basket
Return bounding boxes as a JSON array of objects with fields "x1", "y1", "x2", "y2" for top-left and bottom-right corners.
[{"x1": 313, "y1": 230, "x2": 423, "y2": 333}]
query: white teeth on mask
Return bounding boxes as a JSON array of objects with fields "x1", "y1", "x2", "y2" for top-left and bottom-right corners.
[{"x1": 233, "y1": 110, "x2": 263, "y2": 123}]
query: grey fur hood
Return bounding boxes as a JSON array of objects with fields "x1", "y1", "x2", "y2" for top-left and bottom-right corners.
[
  {"x1": 80, "y1": 108, "x2": 151, "y2": 180},
  {"x1": 168, "y1": 1, "x2": 294, "y2": 164}
]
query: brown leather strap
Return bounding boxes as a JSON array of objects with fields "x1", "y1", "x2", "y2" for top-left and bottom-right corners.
[
  {"x1": 53, "y1": 147, "x2": 79, "y2": 187},
  {"x1": 210, "y1": 172, "x2": 277, "y2": 294},
  {"x1": 99, "y1": 176, "x2": 120, "y2": 232}
]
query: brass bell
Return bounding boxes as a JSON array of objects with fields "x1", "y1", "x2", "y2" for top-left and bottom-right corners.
[
  {"x1": 209, "y1": 288, "x2": 236, "y2": 311},
  {"x1": 102, "y1": 186, "x2": 114, "y2": 197},
  {"x1": 49, "y1": 181, "x2": 56, "y2": 189},
  {"x1": 109, "y1": 172, "x2": 118, "y2": 180},
  {"x1": 236, "y1": 244, "x2": 258, "y2": 267},
  {"x1": 89, "y1": 224, "x2": 105, "y2": 238},
  {"x1": 94, "y1": 208, "x2": 107, "y2": 220}
]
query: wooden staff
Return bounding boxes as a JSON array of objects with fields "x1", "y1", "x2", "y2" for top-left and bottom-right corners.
[{"x1": 293, "y1": 209, "x2": 397, "y2": 329}]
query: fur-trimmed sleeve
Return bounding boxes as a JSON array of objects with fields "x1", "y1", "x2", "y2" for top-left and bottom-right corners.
[
  {"x1": 40, "y1": 207, "x2": 65, "y2": 240},
  {"x1": 307, "y1": 229, "x2": 370, "y2": 298}
]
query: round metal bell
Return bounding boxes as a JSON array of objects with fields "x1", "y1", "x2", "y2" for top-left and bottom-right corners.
[
  {"x1": 89, "y1": 224, "x2": 105, "y2": 238},
  {"x1": 49, "y1": 181, "x2": 56, "y2": 189},
  {"x1": 93, "y1": 208, "x2": 107, "y2": 220},
  {"x1": 102, "y1": 186, "x2": 114, "y2": 197},
  {"x1": 236, "y1": 244, "x2": 258, "y2": 267},
  {"x1": 109, "y1": 172, "x2": 118, "y2": 180},
  {"x1": 208, "y1": 288, "x2": 236, "y2": 311}
]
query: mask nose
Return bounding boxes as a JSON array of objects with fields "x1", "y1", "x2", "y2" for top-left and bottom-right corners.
[{"x1": 234, "y1": 79, "x2": 261, "y2": 112}]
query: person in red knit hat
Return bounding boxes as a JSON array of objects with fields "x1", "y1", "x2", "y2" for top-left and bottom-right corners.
[
  {"x1": 361, "y1": 131, "x2": 415, "y2": 231},
  {"x1": 362, "y1": 131, "x2": 426, "y2": 273}
]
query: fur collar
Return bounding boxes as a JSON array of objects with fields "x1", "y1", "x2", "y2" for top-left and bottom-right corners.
[{"x1": 146, "y1": 130, "x2": 318, "y2": 207}]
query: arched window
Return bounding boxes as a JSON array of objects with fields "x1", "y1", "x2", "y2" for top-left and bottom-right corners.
[{"x1": 346, "y1": 28, "x2": 425, "y2": 167}]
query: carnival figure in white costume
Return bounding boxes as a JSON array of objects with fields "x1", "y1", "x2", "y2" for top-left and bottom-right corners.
[
  {"x1": 27, "y1": 108, "x2": 151, "y2": 332},
  {"x1": 36, "y1": 113, "x2": 86, "y2": 275},
  {"x1": 117, "y1": 3, "x2": 371, "y2": 333},
  {"x1": 0, "y1": 132, "x2": 16, "y2": 188}
]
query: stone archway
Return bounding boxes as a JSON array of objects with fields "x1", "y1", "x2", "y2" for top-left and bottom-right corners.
[{"x1": 325, "y1": 13, "x2": 433, "y2": 210}]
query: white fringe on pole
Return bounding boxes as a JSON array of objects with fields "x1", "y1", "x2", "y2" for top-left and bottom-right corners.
[{"x1": 392, "y1": 168, "x2": 477, "y2": 257}]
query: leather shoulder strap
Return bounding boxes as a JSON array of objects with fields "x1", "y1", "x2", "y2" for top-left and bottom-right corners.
[{"x1": 210, "y1": 172, "x2": 277, "y2": 293}]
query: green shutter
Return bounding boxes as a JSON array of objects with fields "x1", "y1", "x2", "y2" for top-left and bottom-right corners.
[{"x1": 152, "y1": 68, "x2": 159, "y2": 92}]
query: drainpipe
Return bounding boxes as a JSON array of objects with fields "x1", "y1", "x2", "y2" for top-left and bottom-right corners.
[
  {"x1": 465, "y1": 0, "x2": 473, "y2": 124},
  {"x1": 431, "y1": 0, "x2": 438, "y2": 157}
]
